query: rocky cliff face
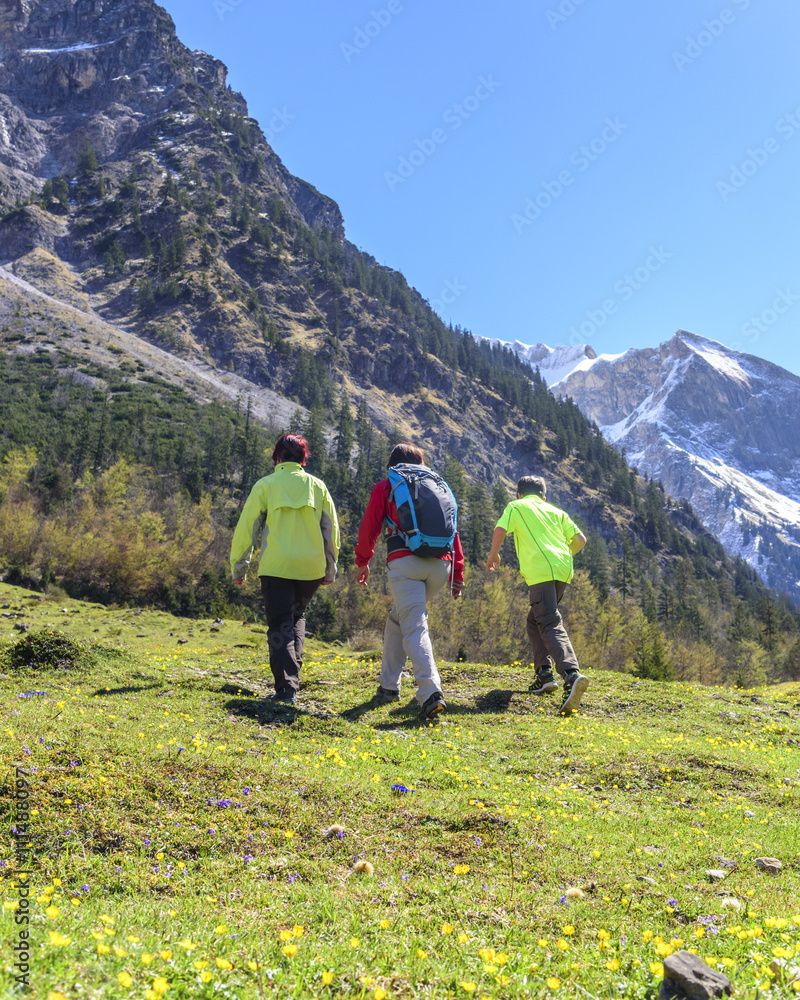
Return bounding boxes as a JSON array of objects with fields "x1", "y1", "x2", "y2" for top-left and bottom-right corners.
[
  {"x1": 549, "y1": 331, "x2": 800, "y2": 597},
  {"x1": 0, "y1": 0, "x2": 342, "y2": 228}
]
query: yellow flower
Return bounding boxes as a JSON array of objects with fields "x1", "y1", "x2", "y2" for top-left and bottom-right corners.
[
  {"x1": 562, "y1": 925, "x2": 575, "y2": 935},
  {"x1": 48, "y1": 993, "x2": 68, "y2": 1000},
  {"x1": 3, "y1": 900, "x2": 19, "y2": 911},
  {"x1": 721, "y1": 958, "x2": 735, "y2": 968},
  {"x1": 178, "y1": 939, "x2": 196, "y2": 951},
  {"x1": 606, "y1": 958, "x2": 620, "y2": 971},
  {"x1": 350, "y1": 938, "x2": 360, "y2": 948},
  {"x1": 598, "y1": 929, "x2": 611, "y2": 941},
  {"x1": 118, "y1": 971, "x2": 134, "y2": 988},
  {"x1": 113, "y1": 946, "x2": 127, "y2": 958},
  {"x1": 152, "y1": 977, "x2": 170, "y2": 995},
  {"x1": 496, "y1": 952, "x2": 509, "y2": 965},
  {"x1": 557, "y1": 938, "x2": 569, "y2": 951},
  {"x1": 200, "y1": 971, "x2": 213, "y2": 983},
  {"x1": 282, "y1": 944, "x2": 298, "y2": 958},
  {"x1": 642, "y1": 930, "x2": 653, "y2": 943},
  {"x1": 283, "y1": 830, "x2": 295, "y2": 839},
  {"x1": 459, "y1": 932, "x2": 470, "y2": 943},
  {"x1": 292, "y1": 924, "x2": 304, "y2": 938},
  {"x1": 695, "y1": 928, "x2": 705, "y2": 938},
  {"x1": 156, "y1": 853, "x2": 164, "y2": 860},
  {"x1": 538, "y1": 938, "x2": 549, "y2": 948},
  {"x1": 650, "y1": 962, "x2": 664, "y2": 976},
  {"x1": 45, "y1": 905, "x2": 61, "y2": 919},
  {"x1": 547, "y1": 977, "x2": 561, "y2": 990},
  {"x1": 193, "y1": 960, "x2": 208, "y2": 970},
  {"x1": 214, "y1": 924, "x2": 227, "y2": 935},
  {"x1": 142, "y1": 954, "x2": 154, "y2": 965},
  {"x1": 375, "y1": 990, "x2": 387, "y2": 1000},
  {"x1": 441, "y1": 923, "x2": 453, "y2": 934},
  {"x1": 322, "y1": 971, "x2": 334, "y2": 985},
  {"x1": 98, "y1": 943, "x2": 111, "y2": 954},
  {"x1": 417, "y1": 948, "x2": 427, "y2": 959},
  {"x1": 216, "y1": 957, "x2": 233, "y2": 969},
  {"x1": 279, "y1": 929, "x2": 293, "y2": 942},
  {"x1": 48, "y1": 931, "x2": 71, "y2": 946},
  {"x1": 380, "y1": 920, "x2": 390, "y2": 930},
  {"x1": 453, "y1": 864, "x2": 470, "y2": 875},
  {"x1": 160, "y1": 950, "x2": 172, "y2": 960},
  {"x1": 460, "y1": 984, "x2": 477, "y2": 993}
]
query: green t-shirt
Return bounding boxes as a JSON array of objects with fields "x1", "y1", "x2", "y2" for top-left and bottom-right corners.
[{"x1": 496, "y1": 495, "x2": 580, "y2": 585}]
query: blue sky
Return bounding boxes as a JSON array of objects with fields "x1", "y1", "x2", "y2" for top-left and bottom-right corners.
[{"x1": 162, "y1": 0, "x2": 800, "y2": 376}]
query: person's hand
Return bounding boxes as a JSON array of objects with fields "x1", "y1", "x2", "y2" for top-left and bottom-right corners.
[
  {"x1": 451, "y1": 581, "x2": 464, "y2": 600},
  {"x1": 355, "y1": 564, "x2": 370, "y2": 586},
  {"x1": 321, "y1": 578, "x2": 334, "y2": 587},
  {"x1": 233, "y1": 577, "x2": 244, "y2": 586},
  {"x1": 485, "y1": 555, "x2": 500, "y2": 572}
]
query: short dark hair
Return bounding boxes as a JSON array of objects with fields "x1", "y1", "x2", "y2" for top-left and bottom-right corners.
[
  {"x1": 517, "y1": 475, "x2": 546, "y2": 498},
  {"x1": 273, "y1": 433, "x2": 310, "y2": 466},
  {"x1": 387, "y1": 442, "x2": 425, "y2": 467}
]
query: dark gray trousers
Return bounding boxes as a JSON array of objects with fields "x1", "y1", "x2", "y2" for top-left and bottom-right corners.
[
  {"x1": 526, "y1": 580, "x2": 580, "y2": 680},
  {"x1": 260, "y1": 576, "x2": 321, "y2": 693}
]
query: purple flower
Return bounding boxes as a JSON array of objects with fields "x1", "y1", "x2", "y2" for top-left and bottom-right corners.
[{"x1": 391, "y1": 783, "x2": 414, "y2": 795}]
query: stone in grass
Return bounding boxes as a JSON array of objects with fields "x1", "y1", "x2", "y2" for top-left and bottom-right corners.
[
  {"x1": 659, "y1": 951, "x2": 733, "y2": 999},
  {"x1": 705, "y1": 869, "x2": 728, "y2": 882},
  {"x1": 754, "y1": 856, "x2": 782, "y2": 875}
]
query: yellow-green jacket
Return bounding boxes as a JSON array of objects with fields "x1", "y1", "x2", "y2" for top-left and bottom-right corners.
[{"x1": 230, "y1": 463, "x2": 340, "y2": 582}]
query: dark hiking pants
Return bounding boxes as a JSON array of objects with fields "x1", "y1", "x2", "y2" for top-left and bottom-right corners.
[
  {"x1": 260, "y1": 576, "x2": 321, "y2": 694},
  {"x1": 527, "y1": 580, "x2": 580, "y2": 681}
]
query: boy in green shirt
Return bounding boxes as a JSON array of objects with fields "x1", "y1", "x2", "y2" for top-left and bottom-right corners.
[{"x1": 486, "y1": 475, "x2": 589, "y2": 716}]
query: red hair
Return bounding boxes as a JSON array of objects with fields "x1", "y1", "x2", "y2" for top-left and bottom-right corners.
[{"x1": 272, "y1": 433, "x2": 310, "y2": 466}]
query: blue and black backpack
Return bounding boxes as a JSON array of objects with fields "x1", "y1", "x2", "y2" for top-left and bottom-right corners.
[{"x1": 385, "y1": 463, "x2": 458, "y2": 558}]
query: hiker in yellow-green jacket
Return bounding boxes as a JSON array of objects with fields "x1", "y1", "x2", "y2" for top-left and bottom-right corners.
[
  {"x1": 486, "y1": 475, "x2": 589, "y2": 717},
  {"x1": 231, "y1": 434, "x2": 340, "y2": 706}
]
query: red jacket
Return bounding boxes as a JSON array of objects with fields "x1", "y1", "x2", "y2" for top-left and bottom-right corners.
[{"x1": 355, "y1": 478, "x2": 464, "y2": 583}]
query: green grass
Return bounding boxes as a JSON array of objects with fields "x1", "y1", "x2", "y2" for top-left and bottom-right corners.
[{"x1": 1, "y1": 581, "x2": 799, "y2": 1000}]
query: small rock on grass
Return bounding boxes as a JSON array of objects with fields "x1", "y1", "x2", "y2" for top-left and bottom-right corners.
[
  {"x1": 659, "y1": 950, "x2": 733, "y2": 999},
  {"x1": 705, "y1": 869, "x2": 728, "y2": 882},
  {"x1": 754, "y1": 856, "x2": 782, "y2": 875}
]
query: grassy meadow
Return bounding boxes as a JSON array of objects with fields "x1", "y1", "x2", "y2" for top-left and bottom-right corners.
[{"x1": 1, "y1": 581, "x2": 799, "y2": 999}]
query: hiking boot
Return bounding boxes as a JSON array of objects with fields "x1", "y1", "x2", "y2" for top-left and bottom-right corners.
[
  {"x1": 268, "y1": 688, "x2": 296, "y2": 705},
  {"x1": 559, "y1": 674, "x2": 589, "y2": 716},
  {"x1": 375, "y1": 685, "x2": 400, "y2": 703},
  {"x1": 421, "y1": 691, "x2": 446, "y2": 721},
  {"x1": 529, "y1": 673, "x2": 558, "y2": 696}
]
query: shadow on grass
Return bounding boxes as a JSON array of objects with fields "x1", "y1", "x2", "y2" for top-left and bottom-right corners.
[
  {"x1": 224, "y1": 696, "x2": 297, "y2": 724},
  {"x1": 91, "y1": 683, "x2": 163, "y2": 696},
  {"x1": 474, "y1": 689, "x2": 515, "y2": 713},
  {"x1": 217, "y1": 682, "x2": 259, "y2": 697}
]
